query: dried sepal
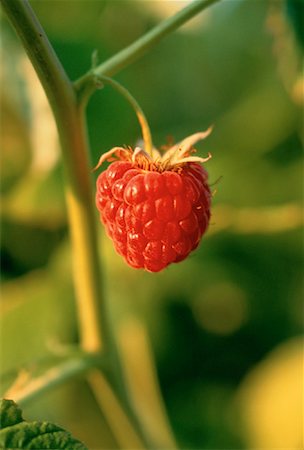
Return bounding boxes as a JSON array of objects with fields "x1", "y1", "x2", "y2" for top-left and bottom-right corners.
[{"x1": 94, "y1": 127, "x2": 213, "y2": 172}]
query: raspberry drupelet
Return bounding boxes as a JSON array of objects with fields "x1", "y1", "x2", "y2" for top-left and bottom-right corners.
[{"x1": 95, "y1": 129, "x2": 213, "y2": 272}]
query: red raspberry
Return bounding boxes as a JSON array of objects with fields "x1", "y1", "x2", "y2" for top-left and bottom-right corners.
[{"x1": 95, "y1": 130, "x2": 213, "y2": 272}]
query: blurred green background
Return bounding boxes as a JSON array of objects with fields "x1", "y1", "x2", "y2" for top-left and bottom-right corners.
[{"x1": 1, "y1": 0, "x2": 303, "y2": 449}]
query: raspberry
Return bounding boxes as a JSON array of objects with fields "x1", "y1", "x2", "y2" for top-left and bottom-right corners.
[{"x1": 95, "y1": 130, "x2": 212, "y2": 272}]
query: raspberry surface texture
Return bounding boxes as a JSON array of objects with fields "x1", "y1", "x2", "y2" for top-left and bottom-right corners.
[{"x1": 95, "y1": 131, "x2": 212, "y2": 272}]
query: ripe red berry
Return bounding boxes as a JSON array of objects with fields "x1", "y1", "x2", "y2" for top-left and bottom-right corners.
[{"x1": 95, "y1": 130, "x2": 213, "y2": 272}]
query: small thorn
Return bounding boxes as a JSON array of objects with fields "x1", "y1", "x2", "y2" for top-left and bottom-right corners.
[
  {"x1": 93, "y1": 75, "x2": 104, "y2": 90},
  {"x1": 91, "y1": 49, "x2": 99, "y2": 69},
  {"x1": 210, "y1": 175, "x2": 223, "y2": 187}
]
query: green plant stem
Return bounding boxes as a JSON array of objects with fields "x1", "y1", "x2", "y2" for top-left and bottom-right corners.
[
  {"x1": 4, "y1": 354, "x2": 101, "y2": 407},
  {"x1": 91, "y1": 76, "x2": 153, "y2": 157},
  {"x1": 74, "y1": 0, "x2": 222, "y2": 95},
  {"x1": 87, "y1": 370, "x2": 146, "y2": 449},
  {"x1": 1, "y1": 0, "x2": 105, "y2": 354}
]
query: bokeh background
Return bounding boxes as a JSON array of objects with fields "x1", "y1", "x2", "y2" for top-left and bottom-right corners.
[{"x1": 1, "y1": 0, "x2": 303, "y2": 449}]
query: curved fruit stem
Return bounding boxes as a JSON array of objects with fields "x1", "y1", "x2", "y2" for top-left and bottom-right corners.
[{"x1": 92, "y1": 75, "x2": 153, "y2": 157}]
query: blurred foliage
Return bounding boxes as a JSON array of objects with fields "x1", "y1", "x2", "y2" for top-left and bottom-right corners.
[
  {"x1": 0, "y1": 0, "x2": 303, "y2": 449},
  {"x1": 286, "y1": 0, "x2": 304, "y2": 49}
]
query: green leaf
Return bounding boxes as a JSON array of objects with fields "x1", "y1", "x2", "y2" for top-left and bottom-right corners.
[
  {"x1": 0, "y1": 399, "x2": 23, "y2": 429},
  {"x1": 0, "y1": 399, "x2": 87, "y2": 449}
]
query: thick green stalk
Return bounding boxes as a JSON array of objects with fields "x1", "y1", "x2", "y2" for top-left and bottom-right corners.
[
  {"x1": 2, "y1": 1, "x2": 222, "y2": 448},
  {"x1": 1, "y1": 0, "x2": 105, "y2": 353},
  {"x1": 74, "y1": 0, "x2": 222, "y2": 94},
  {"x1": 1, "y1": 2, "x2": 155, "y2": 447}
]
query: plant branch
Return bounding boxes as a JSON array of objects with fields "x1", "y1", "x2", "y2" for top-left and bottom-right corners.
[
  {"x1": 74, "y1": 0, "x2": 222, "y2": 95},
  {"x1": 87, "y1": 370, "x2": 146, "y2": 449},
  {"x1": 4, "y1": 354, "x2": 102, "y2": 407},
  {"x1": 1, "y1": 0, "x2": 106, "y2": 353},
  {"x1": 117, "y1": 317, "x2": 177, "y2": 449}
]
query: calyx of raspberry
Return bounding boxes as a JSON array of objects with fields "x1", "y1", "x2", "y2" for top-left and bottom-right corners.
[{"x1": 94, "y1": 127, "x2": 212, "y2": 172}]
